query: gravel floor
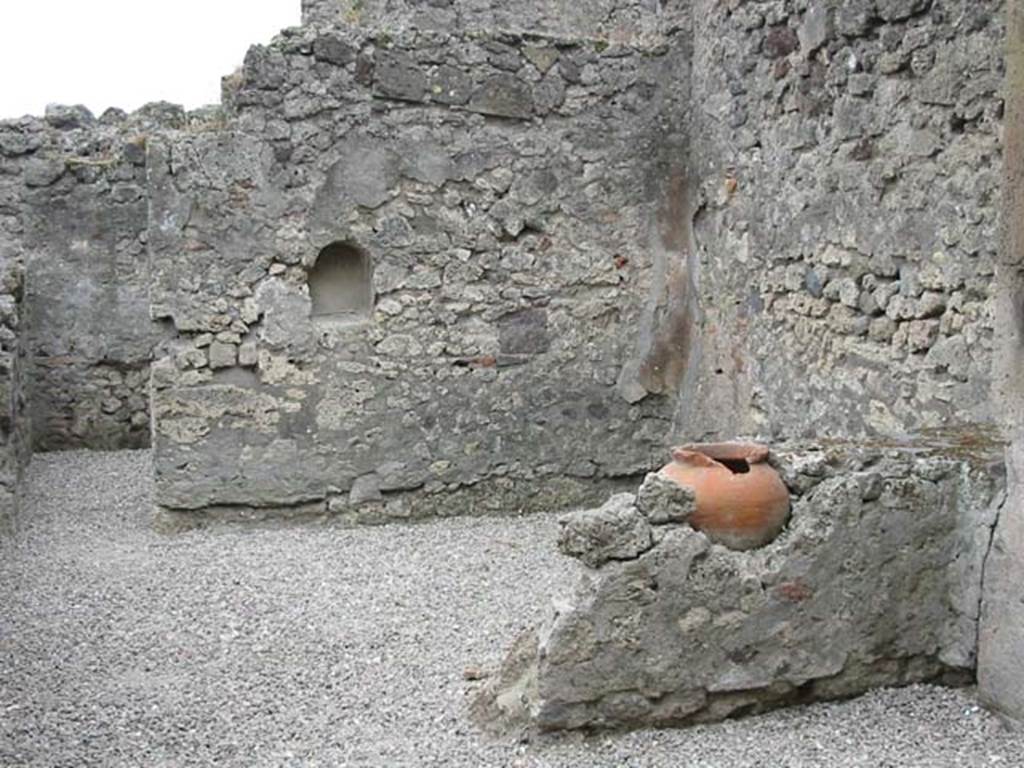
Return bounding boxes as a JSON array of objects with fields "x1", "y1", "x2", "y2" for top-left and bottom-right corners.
[{"x1": 1, "y1": 450, "x2": 1022, "y2": 768}]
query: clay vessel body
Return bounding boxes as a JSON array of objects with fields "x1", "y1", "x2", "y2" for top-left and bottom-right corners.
[{"x1": 658, "y1": 442, "x2": 790, "y2": 550}]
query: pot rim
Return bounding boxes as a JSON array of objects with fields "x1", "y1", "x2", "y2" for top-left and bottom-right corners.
[{"x1": 671, "y1": 441, "x2": 770, "y2": 464}]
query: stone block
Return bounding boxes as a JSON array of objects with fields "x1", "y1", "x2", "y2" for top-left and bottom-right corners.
[
  {"x1": 558, "y1": 493, "x2": 654, "y2": 568},
  {"x1": 798, "y1": 5, "x2": 830, "y2": 57},
  {"x1": 373, "y1": 51, "x2": 427, "y2": 102},
  {"x1": 498, "y1": 308, "x2": 550, "y2": 355},
  {"x1": 876, "y1": 0, "x2": 931, "y2": 22},
  {"x1": 468, "y1": 74, "x2": 535, "y2": 119},
  {"x1": 635, "y1": 472, "x2": 695, "y2": 524},
  {"x1": 313, "y1": 33, "x2": 356, "y2": 66},
  {"x1": 208, "y1": 341, "x2": 237, "y2": 370},
  {"x1": 350, "y1": 474, "x2": 384, "y2": 505}
]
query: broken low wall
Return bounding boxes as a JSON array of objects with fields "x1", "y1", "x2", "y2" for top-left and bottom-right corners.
[
  {"x1": 476, "y1": 440, "x2": 1004, "y2": 731},
  {"x1": 0, "y1": 257, "x2": 28, "y2": 532}
]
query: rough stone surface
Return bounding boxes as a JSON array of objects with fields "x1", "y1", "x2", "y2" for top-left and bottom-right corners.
[
  {"x1": 149, "y1": 23, "x2": 690, "y2": 516},
  {"x1": 979, "y1": 440, "x2": 1024, "y2": 727},
  {"x1": 0, "y1": 0, "x2": 1020, "y2": 734},
  {"x1": 980, "y1": 0, "x2": 1024, "y2": 726},
  {"x1": 0, "y1": 0, "x2": 1004, "y2": 508},
  {"x1": 300, "y1": 0, "x2": 686, "y2": 42},
  {"x1": 0, "y1": 256, "x2": 28, "y2": 532},
  {"x1": 678, "y1": 0, "x2": 1003, "y2": 441},
  {"x1": 635, "y1": 470, "x2": 696, "y2": 523},
  {"x1": 0, "y1": 109, "x2": 177, "y2": 450},
  {"x1": 479, "y1": 443, "x2": 1004, "y2": 731},
  {"x1": 557, "y1": 493, "x2": 654, "y2": 568}
]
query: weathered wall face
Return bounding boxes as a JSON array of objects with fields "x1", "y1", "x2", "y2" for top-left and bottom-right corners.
[
  {"x1": 477, "y1": 443, "x2": 1004, "y2": 731},
  {"x1": 0, "y1": 0, "x2": 1018, "y2": 734},
  {"x1": 149, "y1": 24, "x2": 692, "y2": 517},
  {"x1": 0, "y1": 105, "x2": 177, "y2": 451},
  {"x1": 979, "y1": 0, "x2": 1024, "y2": 727},
  {"x1": 473, "y1": 0, "x2": 1022, "y2": 734},
  {"x1": 678, "y1": 0, "x2": 1003, "y2": 441},
  {"x1": 301, "y1": 0, "x2": 688, "y2": 42},
  {"x1": 0, "y1": 255, "x2": 28, "y2": 532}
]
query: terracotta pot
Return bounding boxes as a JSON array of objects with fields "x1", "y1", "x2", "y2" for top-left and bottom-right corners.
[{"x1": 658, "y1": 441, "x2": 790, "y2": 551}]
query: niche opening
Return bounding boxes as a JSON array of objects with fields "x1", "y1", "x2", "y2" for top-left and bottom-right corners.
[{"x1": 309, "y1": 242, "x2": 373, "y2": 320}]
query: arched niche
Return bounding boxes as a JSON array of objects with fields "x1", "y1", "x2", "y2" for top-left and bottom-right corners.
[{"x1": 308, "y1": 242, "x2": 373, "y2": 320}]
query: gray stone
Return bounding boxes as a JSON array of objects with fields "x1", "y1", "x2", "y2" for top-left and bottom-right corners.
[
  {"x1": 238, "y1": 341, "x2": 259, "y2": 368},
  {"x1": 349, "y1": 473, "x2": 384, "y2": 505},
  {"x1": 44, "y1": 104, "x2": 95, "y2": 130},
  {"x1": 523, "y1": 45, "x2": 559, "y2": 74},
  {"x1": 763, "y1": 26, "x2": 799, "y2": 59},
  {"x1": 208, "y1": 341, "x2": 237, "y2": 370},
  {"x1": 253, "y1": 280, "x2": 314, "y2": 354},
  {"x1": 23, "y1": 158, "x2": 65, "y2": 187},
  {"x1": 376, "y1": 461, "x2": 428, "y2": 493},
  {"x1": 430, "y1": 65, "x2": 473, "y2": 106},
  {"x1": 468, "y1": 74, "x2": 535, "y2": 119},
  {"x1": 315, "y1": 141, "x2": 400, "y2": 213},
  {"x1": 906, "y1": 319, "x2": 940, "y2": 352},
  {"x1": 134, "y1": 101, "x2": 186, "y2": 129},
  {"x1": 374, "y1": 51, "x2": 427, "y2": 102},
  {"x1": 798, "y1": 5, "x2": 830, "y2": 57},
  {"x1": 557, "y1": 493, "x2": 654, "y2": 569},
  {"x1": 313, "y1": 33, "x2": 356, "y2": 66},
  {"x1": 836, "y1": 2, "x2": 874, "y2": 37},
  {"x1": 876, "y1": 0, "x2": 932, "y2": 22},
  {"x1": 635, "y1": 472, "x2": 695, "y2": 524}
]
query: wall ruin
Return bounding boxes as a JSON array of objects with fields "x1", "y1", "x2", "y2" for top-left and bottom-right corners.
[
  {"x1": 0, "y1": 0, "x2": 1019, "y2": 731},
  {"x1": 0, "y1": 255, "x2": 28, "y2": 532},
  {"x1": 477, "y1": 0, "x2": 1022, "y2": 731},
  {"x1": 300, "y1": 0, "x2": 687, "y2": 42},
  {"x1": 148, "y1": 22, "x2": 692, "y2": 521},
  {"x1": 476, "y1": 443, "x2": 1003, "y2": 730},
  {"x1": 0, "y1": 106, "x2": 178, "y2": 451}
]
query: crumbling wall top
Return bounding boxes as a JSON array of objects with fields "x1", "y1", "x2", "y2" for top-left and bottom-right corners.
[{"x1": 300, "y1": 0, "x2": 686, "y2": 44}]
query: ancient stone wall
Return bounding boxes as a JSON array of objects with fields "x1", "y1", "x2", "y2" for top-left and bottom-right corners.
[
  {"x1": 301, "y1": 0, "x2": 688, "y2": 42},
  {"x1": 678, "y1": 0, "x2": 1004, "y2": 441},
  {"x1": 0, "y1": 256, "x2": 28, "y2": 532},
  {"x1": 0, "y1": 0, "x2": 1019, "y2": 734},
  {"x1": 477, "y1": 442, "x2": 1004, "y2": 730},
  {"x1": 148, "y1": 22, "x2": 692, "y2": 518},
  {"x1": 980, "y1": 0, "x2": 1024, "y2": 727},
  {"x1": 0, "y1": 105, "x2": 178, "y2": 451},
  {"x1": 475, "y1": 0, "x2": 1022, "y2": 734}
]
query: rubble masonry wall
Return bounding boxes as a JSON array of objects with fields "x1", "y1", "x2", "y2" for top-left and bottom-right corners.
[{"x1": 148, "y1": 22, "x2": 693, "y2": 518}]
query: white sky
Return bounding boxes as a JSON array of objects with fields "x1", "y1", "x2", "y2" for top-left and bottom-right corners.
[{"x1": 0, "y1": 1, "x2": 300, "y2": 119}]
